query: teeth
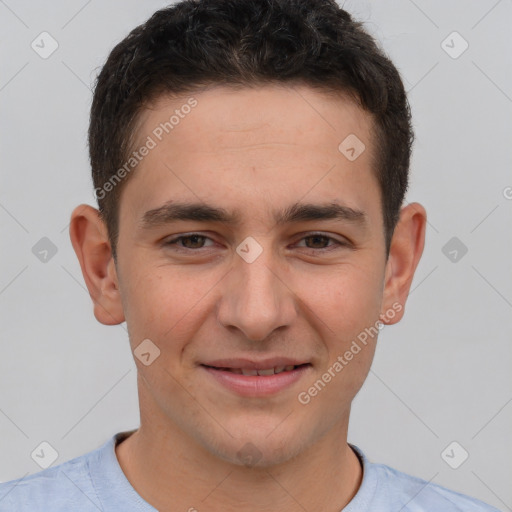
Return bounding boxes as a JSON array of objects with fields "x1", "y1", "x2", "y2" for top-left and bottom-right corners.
[
  {"x1": 257, "y1": 368, "x2": 275, "y2": 376},
  {"x1": 218, "y1": 365, "x2": 301, "y2": 375},
  {"x1": 241, "y1": 365, "x2": 297, "y2": 375}
]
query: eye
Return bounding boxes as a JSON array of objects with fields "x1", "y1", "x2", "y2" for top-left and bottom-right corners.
[
  {"x1": 164, "y1": 233, "x2": 215, "y2": 250},
  {"x1": 163, "y1": 232, "x2": 350, "y2": 254},
  {"x1": 294, "y1": 233, "x2": 348, "y2": 252}
]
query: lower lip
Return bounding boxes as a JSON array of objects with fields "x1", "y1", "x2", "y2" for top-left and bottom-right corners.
[{"x1": 201, "y1": 364, "x2": 311, "y2": 397}]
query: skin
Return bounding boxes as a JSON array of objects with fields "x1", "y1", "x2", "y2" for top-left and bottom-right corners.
[{"x1": 70, "y1": 84, "x2": 426, "y2": 512}]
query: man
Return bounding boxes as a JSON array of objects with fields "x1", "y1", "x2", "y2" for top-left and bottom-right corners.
[{"x1": 0, "y1": 0, "x2": 500, "y2": 510}]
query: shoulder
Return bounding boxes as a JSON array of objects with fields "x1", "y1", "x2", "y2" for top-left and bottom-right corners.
[
  {"x1": 0, "y1": 442, "x2": 105, "y2": 512},
  {"x1": 349, "y1": 444, "x2": 501, "y2": 512},
  {"x1": 370, "y1": 460, "x2": 501, "y2": 511}
]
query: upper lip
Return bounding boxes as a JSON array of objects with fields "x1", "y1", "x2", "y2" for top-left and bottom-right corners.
[{"x1": 201, "y1": 357, "x2": 310, "y2": 370}]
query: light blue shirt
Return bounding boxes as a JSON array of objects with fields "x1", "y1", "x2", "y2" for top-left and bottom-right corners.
[{"x1": 0, "y1": 430, "x2": 501, "y2": 511}]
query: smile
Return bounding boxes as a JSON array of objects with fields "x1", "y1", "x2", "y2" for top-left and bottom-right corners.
[
  {"x1": 200, "y1": 363, "x2": 312, "y2": 396},
  {"x1": 202, "y1": 364, "x2": 306, "y2": 375}
]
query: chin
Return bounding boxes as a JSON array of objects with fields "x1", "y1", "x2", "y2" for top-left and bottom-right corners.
[{"x1": 200, "y1": 424, "x2": 309, "y2": 469}]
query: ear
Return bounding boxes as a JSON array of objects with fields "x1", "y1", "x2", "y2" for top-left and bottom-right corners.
[
  {"x1": 380, "y1": 202, "x2": 427, "y2": 325},
  {"x1": 69, "y1": 204, "x2": 125, "y2": 325}
]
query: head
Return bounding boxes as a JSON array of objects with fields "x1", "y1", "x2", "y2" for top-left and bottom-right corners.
[
  {"x1": 89, "y1": 0, "x2": 413, "y2": 261},
  {"x1": 71, "y1": 0, "x2": 426, "y2": 468}
]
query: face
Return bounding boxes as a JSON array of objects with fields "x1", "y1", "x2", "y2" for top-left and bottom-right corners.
[{"x1": 79, "y1": 84, "x2": 422, "y2": 468}]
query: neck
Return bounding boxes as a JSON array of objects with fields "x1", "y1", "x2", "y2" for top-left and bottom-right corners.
[{"x1": 115, "y1": 416, "x2": 363, "y2": 512}]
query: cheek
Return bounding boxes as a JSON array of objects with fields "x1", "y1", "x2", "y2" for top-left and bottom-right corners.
[
  {"x1": 121, "y1": 264, "x2": 217, "y2": 346},
  {"x1": 296, "y1": 264, "x2": 382, "y2": 394},
  {"x1": 296, "y1": 270, "x2": 381, "y2": 410},
  {"x1": 296, "y1": 263, "x2": 383, "y2": 336}
]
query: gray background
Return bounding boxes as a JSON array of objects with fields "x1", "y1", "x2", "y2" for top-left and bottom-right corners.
[{"x1": 0, "y1": 0, "x2": 511, "y2": 510}]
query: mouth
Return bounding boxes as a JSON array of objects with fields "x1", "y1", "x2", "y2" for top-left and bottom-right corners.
[
  {"x1": 199, "y1": 363, "x2": 312, "y2": 397},
  {"x1": 201, "y1": 363, "x2": 310, "y2": 376}
]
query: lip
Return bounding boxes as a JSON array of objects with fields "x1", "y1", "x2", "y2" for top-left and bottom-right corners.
[
  {"x1": 201, "y1": 357, "x2": 309, "y2": 370},
  {"x1": 200, "y1": 363, "x2": 312, "y2": 397}
]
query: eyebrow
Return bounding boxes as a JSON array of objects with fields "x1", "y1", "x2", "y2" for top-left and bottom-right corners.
[{"x1": 139, "y1": 200, "x2": 367, "y2": 230}]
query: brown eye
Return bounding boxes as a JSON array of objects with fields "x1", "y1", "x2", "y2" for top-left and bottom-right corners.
[
  {"x1": 303, "y1": 234, "x2": 332, "y2": 249},
  {"x1": 295, "y1": 233, "x2": 347, "y2": 252},
  {"x1": 165, "y1": 234, "x2": 214, "y2": 250}
]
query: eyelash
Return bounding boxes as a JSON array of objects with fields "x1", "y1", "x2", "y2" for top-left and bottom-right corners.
[{"x1": 163, "y1": 232, "x2": 349, "y2": 254}]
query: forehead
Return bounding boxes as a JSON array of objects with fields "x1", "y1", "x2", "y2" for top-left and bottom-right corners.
[
  {"x1": 121, "y1": 84, "x2": 380, "y2": 226},
  {"x1": 137, "y1": 84, "x2": 372, "y2": 151}
]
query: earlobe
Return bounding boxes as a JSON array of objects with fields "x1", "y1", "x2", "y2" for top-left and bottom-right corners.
[
  {"x1": 380, "y1": 202, "x2": 427, "y2": 325},
  {"x1": 69, "y1": 204, "x2": 125, "y2": 326}
]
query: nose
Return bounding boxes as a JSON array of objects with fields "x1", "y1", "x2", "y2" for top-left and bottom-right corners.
[{"x1": 216, "y1": 243, "x2": 297, "y2": 342}]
